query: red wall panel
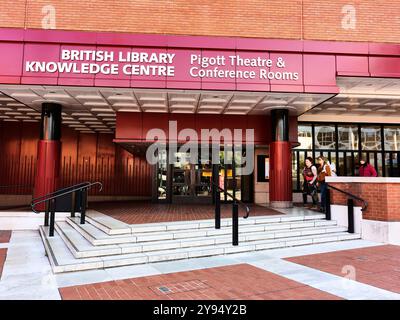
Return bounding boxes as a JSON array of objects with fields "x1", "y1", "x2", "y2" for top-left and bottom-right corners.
[
  {"x1": 0, "y1": 122, "x2": 151, "y2": 197},
  {"x1": 116, "y1": 112, "x2": 271, "y2": 144}
]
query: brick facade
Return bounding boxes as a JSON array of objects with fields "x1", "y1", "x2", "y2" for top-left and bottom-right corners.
[
  {"x1": 329, "y1": 182, "x2": 400, "y2": 222},
  {"x1": 0, "y1": 1, "x2": 399, "y2": 43}
]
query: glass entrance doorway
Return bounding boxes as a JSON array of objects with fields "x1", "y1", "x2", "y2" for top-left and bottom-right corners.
[
  {"x1": 171, "y1": 152, "x2": 212, "y2": 203},
  {"x1": 153, "y1": 148, "x2": 253, "y2": 204}
]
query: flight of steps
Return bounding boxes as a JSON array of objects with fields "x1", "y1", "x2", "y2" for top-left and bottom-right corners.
[{"x1": 39, "y1": 211, "x2": 361, "y2": 273}]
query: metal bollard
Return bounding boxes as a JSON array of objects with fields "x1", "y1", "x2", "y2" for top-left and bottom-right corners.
[
  {"x1": 49, "y1": 199, "x2": 56, "y2": 237},
  {"x1": 232, "y1": 201, "x2": 239, "y2": 246},
  {"x1": 215, "y1": 190, "x2": 221, "y2": 229},
  {"x1": 80, "y1": 188, "x2": 87, "y2": 224},
  {"x1": 325, "y1": 187, "x2": 331, "y2": 220},
  {"x1": 347, "y1": 198, "x2": 355, "y2": 233},
  {"x1": 44, "y1": 200, "x2": 50, "y2": 227}
]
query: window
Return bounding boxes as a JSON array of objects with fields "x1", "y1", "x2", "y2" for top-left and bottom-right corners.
[
  {"x1": 292, "y1": 122, "x2": 400, "y2": 191},
  {"x1": 256, "y1": 155, "x2": 269, "y2": 182},
  {"x1": 384, "y1": 127, "x2": 400, "y2": 151},
  {"x1": 314, "y1": 125, "x2": 336, "y2": 150},
  {"x1": 338, "y1": 125, "x2": 358, "y2": 150},
  {"x1": 296, "y1": 124, "x2": 312, "y2": 149},
  {"x1": 361, "y1": 126, "x2": 381, "y2": 150}
]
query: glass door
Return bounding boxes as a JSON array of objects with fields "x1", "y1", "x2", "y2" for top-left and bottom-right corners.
[
  {"x1": 156, "y1": 149, "x2": 168, "y2": 202},
  {"x1": 219, "y1": 150, "x2": 242, "y2": 202}
]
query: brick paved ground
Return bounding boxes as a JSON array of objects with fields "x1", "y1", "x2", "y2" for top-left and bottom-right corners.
[
  {"x1": 59, "y1": 264, "x2": 341, "y2": 300},
  {"x1": 0, "y1": 231, "x2": 11, "y2": 243},
  {"x1": 0, "y1": 248, "x2": 7, "y2": 279},
  {"x1": 286, "y1": 245, "x2": 400, "y2": 294},
  {"x1": 91, "y1": 201, "x2": 280, "y2": 224}
]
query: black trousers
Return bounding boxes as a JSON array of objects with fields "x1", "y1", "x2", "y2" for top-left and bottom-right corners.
[{"x1": 302, "y1": 181, "x2": 318, "y2": 205}]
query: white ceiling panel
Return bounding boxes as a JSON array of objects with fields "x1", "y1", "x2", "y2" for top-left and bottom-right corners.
[{"x1": 0, "y1": 84, "x2": 343, "y2": 131}]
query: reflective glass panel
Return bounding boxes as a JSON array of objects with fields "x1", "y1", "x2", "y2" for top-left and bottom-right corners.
[
  {"x1": 338, "y1": 125, "x2": 359, "y2": 150},
  {"x1": 361, "y1": 126, "x2": 381, "y2": 150},
  {"x1": 296, "y1": 124, "x2": 313, "y2": 149},
  {"x1": 384, "y1": 127, "x2": 400, "y2": 151},
  {"x1": 314, "y1": 125, "x2": 336, "y2": 150}
]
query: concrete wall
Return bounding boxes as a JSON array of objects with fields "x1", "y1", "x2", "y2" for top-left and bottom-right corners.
[{"x1": 331, "y1": 204, "x2": 400, "y2": 245}]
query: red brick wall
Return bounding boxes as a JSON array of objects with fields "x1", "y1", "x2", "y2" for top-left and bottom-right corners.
[
  {"x1": 0, "y1": 1, "x2": 399, "y2": 43},
  {"x1": 0, "y1": 121, "x2": 152, "y2": 197},
  {"x1": 329, "y1": 182, "x2": 400, "y2": 222}
]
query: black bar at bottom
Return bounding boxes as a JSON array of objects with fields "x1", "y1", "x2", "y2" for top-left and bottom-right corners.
[{"x1": 232, "y1": 202, "x2": 239, "y2": 246}]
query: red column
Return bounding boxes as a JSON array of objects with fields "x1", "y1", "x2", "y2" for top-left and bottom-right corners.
[
  {"x1": 269, "y1": 109, "x2": 292, "y2": 208},
  {"x1": 269, "y1": 141, "x2": 292, "y2": 208},
  {"x1": 33, "y1": 141, "x2": 61, "y2": 211},
  {"x1": 33, "y1": 103, "x2": 62, "y2": 211}
]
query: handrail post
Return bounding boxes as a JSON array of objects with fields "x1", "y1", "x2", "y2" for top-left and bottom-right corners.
[
  {"x1": 71, "y1": 191, "x2": 76, "y2": 218},
  {"x1": 347, "y1": 198, "x2": 355, "y2": 233},
  {"x1": 232, "y1": 200, "x2": 239, "y2": 246},
  {"x1": 215, "y1": 189, "x2": 221, "y2": 229},
  {"x1": 325, "y1": 186, "x2": 331, "y2": 220},
  {"x1": 80, "y1": 188, "x2": 87, "y2": 224},
  {"x1": 49, "y1": 198, "x2": 56, "y2": 237},
  {"x1": 44, "y1": 200, "x2": 50, "y2": 227}
]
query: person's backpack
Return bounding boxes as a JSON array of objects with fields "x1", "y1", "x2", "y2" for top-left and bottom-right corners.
[{"x1": 327, "y1": 161, "x2": 337, "y2": 177}]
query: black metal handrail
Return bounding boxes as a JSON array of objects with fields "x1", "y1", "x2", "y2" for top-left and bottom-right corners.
[
  {"x1": 31, "y1": 181, "x2": 91, "y2": 204},
  {"x1": 212, "y1": 181, "x2": 250, "y2": 246},
  {"x1": 0, "y1": 184, "x2": 33, "y2": 189},
  {"x1": 31, "y1": 181, "x2": 102, "y2": 213},
  {"x1": 212, "y1": 183, "x2": 250, "y2": 219},
  {"x1": 31, "y1": 181, "x2": 102, "y2": 237},
  {"x1": 327, "y1": 184, "x2": 368, "y2": 211},
  {"x1": 326, "y1": 183, "x2": 368, "y2": 234}
]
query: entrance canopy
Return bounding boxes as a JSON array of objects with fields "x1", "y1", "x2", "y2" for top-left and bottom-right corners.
[
  {"x1": 0, "y1": 85, "x2": 333, "y2": 134},
  {"x1": 299, "y1": 77, "x2": 400, "y2": 123},
  {"x1": 1, "y1": 77, "x2": 400, "y2": 134}
]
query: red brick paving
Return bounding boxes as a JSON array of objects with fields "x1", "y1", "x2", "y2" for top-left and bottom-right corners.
[
  {"x1": 0, "y1": 230, "x2": 11, "y2": 243},
  {"x1": 59, "y1": 264, "x2": 341, "y2": 300},
  {"x1": 91, "y1": 201, "x2": 280, "y2": 224},
  {"x1": 0, "y1": 248, "x2": 7, "y2": 279},
  {"x1": 286, "y1": 245, "x2": 400, "y2": 294}
]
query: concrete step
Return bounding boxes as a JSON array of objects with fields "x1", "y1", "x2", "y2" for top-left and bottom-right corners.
[
  {"x1": 82, "y1": 211, "x2": 327, "y2": 235},
  {"x1": 66, "y1": 215, "x2": 335, "y2": 246},
  {"x1": 56, "y1": 220, "x2": 348, "y2": 258},
  {"x1": 39, "y1": 225, "x2": 360, "y2": 273}
]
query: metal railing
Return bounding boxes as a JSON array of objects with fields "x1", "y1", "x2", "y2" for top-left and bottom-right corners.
[
  {"x1": 212, "y1": 182, "x2": 250, "y2": 246},
  {"x1": 31, "y1": 181, "x2": 103, "y2": 237},
  {"x1": 30, "y1": 181, "x2": 91, "y2": 204},
  {"x1": 326, "y1": 183, "x2": 368, "y2": 233},
  {"x1": 0, "y1": 184, "x2": 33, "y2": 189}
]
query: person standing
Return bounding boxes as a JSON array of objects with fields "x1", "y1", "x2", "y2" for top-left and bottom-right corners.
[
  {"x1": 316, "y1": 156, "x2": 332, "y2": 213},
  {"x1": 358, "y1": 158, "x2": 378, "y2": 177},
  {"x1": 302, "y1": 157, "x2": 318, "y2": 208}
]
